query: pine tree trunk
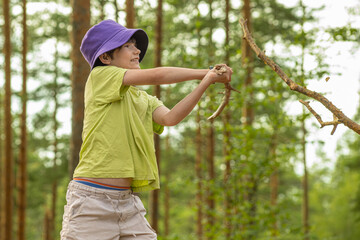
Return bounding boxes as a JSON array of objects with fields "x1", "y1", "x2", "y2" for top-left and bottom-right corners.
[
  {"x1": 299, "y1": 3, "x2": 309, "y2": 237},
  {"x1": 151, "y1": 0, "x2": 163, "y2": 233},
  {"x1": 0, "y1": 134, "x2": 3, "y2": 240},
  {"x1": 113, "y1": 0, "x2": 119, "y2": 22},
  {"x1": 195, "y1": 107, "x2": 203, "y2": 240},
  {"x1": 242, "y1": 0, "x2": 257, "y2": 237},
  {"x1": 223, "y1": 111, "x2": 232, "y2": 239},
  {"x1": 195, "y1": 4, "x2": 203, "y2": 239},
  {"x1": 164, "y1": 132, "x2": 170, "y2": 237},
  {"x1": 206, "y1": 1, "x2": 216, "y2": 239},
  {"x1": 99, "y1": 0, "x2": 105, "y2": 21},
  {"x1": 126, "y1": 0, "x2": 135, "y2": 28},
  {"x1": 206, "y1": 120, "x2": 215, "y2": 240},
  {"x1": 3, "y1": 0, "x2": 13, "y2": 238},
  {"x1": 302, "y1": 121, "x2": 309, "y2": 240},
  {"x1": 43, "y1": 208, "x2": 51, "y2": 240},
  {"x1": 18, "y1": 0, "x2": 28, "y2": 239},
  {"x1": 70, "y1": 0, "x2": 90, "y2": 177},
  {"x1": 50, "y1": 38, "x2": 60, "y2": 240},
  {"x1": 0, "y1": 113, "x2": 3, "y2": 240},
  {"x1": 223, "y1": 0, "x2": 232, "y2": 238},
  {"x1": 242, "y1": 0, "x2": 253, "y2": 125},
  {"x1": 270, "y1": 133, "x2": 278, "y2": 237}
]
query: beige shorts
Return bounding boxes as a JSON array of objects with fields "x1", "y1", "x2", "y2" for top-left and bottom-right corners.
[{"x1": 60, "y1": 181, "x2": 157, "y2": 240}]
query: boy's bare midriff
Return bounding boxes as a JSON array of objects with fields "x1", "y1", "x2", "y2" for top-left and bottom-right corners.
[{"x1": 78, "y1": 177, "x2": 133, "y2": 187}]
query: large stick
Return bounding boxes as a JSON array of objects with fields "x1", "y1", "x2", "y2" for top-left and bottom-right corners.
[
  {"x1": 208, "y1": 65, "x2": 240, "y2": 120},
  {"x1": 239, "y1": 19, "x2": 360, "y2": 135}
]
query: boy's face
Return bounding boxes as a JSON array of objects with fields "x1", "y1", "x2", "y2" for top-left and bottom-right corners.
[{"x1": 108, "y1": 40, "x2": 141, "y2": 69}]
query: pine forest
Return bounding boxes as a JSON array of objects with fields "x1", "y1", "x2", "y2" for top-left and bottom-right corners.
[{"x1": 1, "y1": 0, "x2": 360, "y2": 239}]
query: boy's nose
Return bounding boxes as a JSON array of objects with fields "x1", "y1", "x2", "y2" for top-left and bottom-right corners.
[{"x1": 134, "y1": 46, "x2": 141, "y2": 54}]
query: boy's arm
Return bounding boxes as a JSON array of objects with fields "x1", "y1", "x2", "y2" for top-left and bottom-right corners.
[
  {"x1": 123, "y1": 67, "x2": 209, "y2": 86},
  {"x1": 153, "y1": 66, "x2": 233, "y2": 126}
]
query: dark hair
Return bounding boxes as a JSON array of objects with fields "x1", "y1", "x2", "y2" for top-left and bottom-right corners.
[
  {"x1": 93, "y1": 48, "x2": 117, "y2": 68},
  {"x1": 93, "y1": 37, "x2": 137, "y2": 68}
]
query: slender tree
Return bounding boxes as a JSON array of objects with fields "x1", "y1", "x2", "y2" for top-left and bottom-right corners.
[
  {"x1": 43, "y1": 208, "x2": 51, "y2": 240},
  {"x1": 0, "y1": 94, "x2": 3, "y2": 240},
  {"x1": 241, "y1": 0, "x2": 257, "y2": 238},
  {"x1": 50, "y1": 35, "x2": 60, "y2": 240},
  {"x1": 223, "y1": 0, "x2": 233, "y2": 239},
  {"x1": 270, "y1": 132, "x2": 279, "y2": 237},
  {"x1": 163, "y1": 129, "x2": 171, "y2": 237},
  {"x1": 241, "y1": 1, "x2": 253, "y2": 125},
  {"x1": 195, "y1": 107, "x2": 203, "y2": 240},
  {"x1": 3, "y1": 0, "x2": 13, "y2": 238},
  {"x1": 126, "y1": 0, "x2": 135, "y2": 28},
  {"x1": 151, "y1": 0, "x2": 163, "y2": 233},
  {"x1": 99, "y1": 0, "x2": 105, "y2": 21},
  {"x1": 113, "y1": 0, "x2": 119, "y2": 22},
  {"x1": 195, "y1": 3, "x2": 204, "y2": 239},
  {"x1": 70, "y1": 0, "x2": 90, "y2": 177},
  {"x1": 299, "y1": 2, "x2": 309, "y2": 239},
  {"x1": 301, "y1": 114, "x2": 309, "y2": 240},
  {"x1": 17, "y1": 0, "x2": 28, "y2": 239},
  {"x1": 206, "y1": 1, "x2": 216, "y2": 239},
  {"x1": 0, "y1": 108, "x2": 3, "y2": 240}
]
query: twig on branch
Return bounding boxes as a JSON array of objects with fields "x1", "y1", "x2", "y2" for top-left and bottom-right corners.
[
  {"x1": 239, "y1": 18, "x2": 360, "y2": 135},
  {"x1": 299, "y1": 100, "x2": 340, "y2": 135},
  {"x1": 208, "y1": 64, "x2": 240, "y2": 120}
]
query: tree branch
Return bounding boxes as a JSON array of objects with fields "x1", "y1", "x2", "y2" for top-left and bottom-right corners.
[
  {"x1": 239, "y1": 19, "x2": 360, "y2": 135},
  {"x1": 208, "y1": 65, "x2": 240, "y2": 120}
]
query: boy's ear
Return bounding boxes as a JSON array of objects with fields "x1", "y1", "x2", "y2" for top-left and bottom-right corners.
[{"x1": 99, "y1": 53, "x2": 111, "y2": 64}]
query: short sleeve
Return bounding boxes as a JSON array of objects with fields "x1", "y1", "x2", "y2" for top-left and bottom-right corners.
[
  {"x1": 148, "y1": 95, "x2": 164, "y2": 135},
  {"x1": 91, "y1": 66, "x2": 130, "y2": 105}
]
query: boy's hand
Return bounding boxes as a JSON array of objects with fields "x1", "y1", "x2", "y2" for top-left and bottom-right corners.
[{"x1": 205, "y1": 64, "x2": 233, "y2": 84}]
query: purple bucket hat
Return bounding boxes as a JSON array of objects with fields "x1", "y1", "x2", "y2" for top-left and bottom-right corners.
[{"x1": 80, "y1": 19, "x2": 148, "y2": 69}]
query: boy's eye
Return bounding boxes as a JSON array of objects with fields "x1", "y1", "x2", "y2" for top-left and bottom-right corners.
[{"x1": 125, "y1": 43, "x2": 137, "y2": 48}]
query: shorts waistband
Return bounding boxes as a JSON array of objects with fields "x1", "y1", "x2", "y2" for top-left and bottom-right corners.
[
  {"x1": 73, "y1": 178, "x2": 131, "y2": 191},
  {"x1": 68, "y1": 180, "x2": 133, "y2": 199}
]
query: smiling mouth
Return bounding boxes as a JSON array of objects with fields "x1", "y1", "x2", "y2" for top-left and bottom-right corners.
[{"x1": 131, "y1": 58, "x2": 139, "y2": 62}]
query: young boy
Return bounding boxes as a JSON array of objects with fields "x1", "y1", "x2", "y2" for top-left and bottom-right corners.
[{"x1": 61, "y1": 19, "x2": 232, "y2": 240}]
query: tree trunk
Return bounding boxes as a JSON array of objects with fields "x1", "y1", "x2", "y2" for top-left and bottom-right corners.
[
  {"x1": 302, "y1": 120, "x2": 309, "y2": 240},
  {"x1": 126, "y1": 0, "x2": 135, "y2": 28},
  {"x1": 164, "y1": 131, "x2": 170, "y2": 237},
  {"x1": 241, "y1": 0, "x2": 254, "y2": 125},
  {"x1": 223, "y1": 0, "x2": 232, "y2": 238},
  {"x1": 206, "y1": 1, "x2": 216, "y2": 239},
  {"x1": 242, "y1": 0, "x2": 256, "y2": 237},
  {"x1": 151, "y1": 0, "x2": 163, "y2": 233},
  {"x1": 270, "y1": 133, "x2": 279, "y2": 237},
  {"x1": 3, "y1": 0, "x2": 13, "y2": 238},
  {"x1": 195, "y1": 106, "x2": 203, "y2": 240},
  {"x1": 206, "y1": 119, "x2": 215, "y2": 240},
  {"x1": 50, "y1": 38, "x2": 60, "y2": 240},
  {"x1": 70, "y1": 0, "x2": 90, "y2": 178},
  {"x1": 299, "y1": 3, "x2": 309, "y2": 238},
  {"x1": 113, "y1": 0, "x2": 119, "y2": 22},
  {"x1": 43, "y1": 208, "x2": 51, "y2": 240},
  {"x1": 195, "y1": 4, "x2": 203, "y2": 238},
  {"x1": 0, "y1": 107, "x2": 3, "y2": 240},
  {"x1": 17, "y1": 0, "x2": 28, "y2": 239},
  {"x1": 99, "y1": 0, "x2": 105, "y2": 21}
]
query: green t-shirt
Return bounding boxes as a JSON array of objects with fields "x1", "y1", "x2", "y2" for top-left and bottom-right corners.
[{"x1": 73, "y1": 66, "x2": 164, "y2": 192}]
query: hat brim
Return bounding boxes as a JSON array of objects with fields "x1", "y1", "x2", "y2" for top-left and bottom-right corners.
[{"x1": 90, "y1": 28, "x2": 148, "y2": 69}]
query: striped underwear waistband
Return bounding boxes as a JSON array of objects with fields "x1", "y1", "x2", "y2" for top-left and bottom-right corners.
[{"x1": 73, "y1": 178, "x2": 131, "y2": 191}]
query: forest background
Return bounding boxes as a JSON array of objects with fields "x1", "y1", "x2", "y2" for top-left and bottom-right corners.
[{"x1": 1, "y1": 0, "x2": 360, "y2": 240}]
